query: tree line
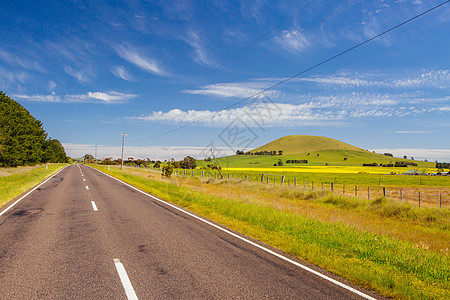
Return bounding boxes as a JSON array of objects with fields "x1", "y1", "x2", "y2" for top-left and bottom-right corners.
[{"x1": 0, "y1": 92, "x2": 68, "y2": 167}]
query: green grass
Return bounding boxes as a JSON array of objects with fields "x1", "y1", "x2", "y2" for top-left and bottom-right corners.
[
  {"x1": 0, "y1": 164, "x2": 67, "y2": 208},
  {"x1": 92, "y1": 165, "x2": 449, "y2": 299},
  {"x1": 207, "y1": 150, "x2": 434, "y2": 168},
  {"x1": 252, "y1": 135, "x2": 364, "y2": 154}
]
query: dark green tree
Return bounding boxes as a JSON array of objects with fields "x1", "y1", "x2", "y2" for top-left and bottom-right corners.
[{"x1": 180, "y1": 156, "x2": 197, "y2": 169}]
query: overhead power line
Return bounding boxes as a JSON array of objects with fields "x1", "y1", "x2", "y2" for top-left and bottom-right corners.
[{"x1": 136, "y1": 0, "x2": 449, "y2": 142}]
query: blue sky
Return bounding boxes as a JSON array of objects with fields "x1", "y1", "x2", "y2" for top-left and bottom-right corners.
[{"x1": 1, "y1": 0, "x2": 449, "y2": 161}]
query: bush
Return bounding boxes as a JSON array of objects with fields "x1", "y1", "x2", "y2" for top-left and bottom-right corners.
[{"x1": 161, "y1": 164, "x2": 173, "y2": 178}]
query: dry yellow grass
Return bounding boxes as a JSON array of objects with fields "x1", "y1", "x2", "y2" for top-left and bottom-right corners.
[{"x1": 123, "y1": 166, "x2": 450, "y2": 253}]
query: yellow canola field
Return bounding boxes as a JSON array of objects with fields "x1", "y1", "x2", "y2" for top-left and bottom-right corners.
[{"x1": 223, "y1": 166, "x2": 438, "y2": 174}]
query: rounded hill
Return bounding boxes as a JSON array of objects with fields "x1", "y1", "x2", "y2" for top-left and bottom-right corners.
[{"x1": 251, "y1": 135, "x2": 365, "y2": 155}]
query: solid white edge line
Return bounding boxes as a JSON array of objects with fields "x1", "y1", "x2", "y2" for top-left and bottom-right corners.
[
  {"x1": 91, "y1": 201, "x2": 98, "y2": 211},
  {"x1": 0, "y1": 166, "x2": 68, "y2": 217},
  {"x1": 90, "y1": 166, "x2": 377, "y2": 300},
  {"x1": 114, "y1": 259, "x2": 138, "y2": 300}
]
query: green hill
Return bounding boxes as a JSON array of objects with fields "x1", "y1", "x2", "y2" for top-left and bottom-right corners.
[
  {"x1": 209, "y1": 135, "x2": 434, "y2": 168},
  {"x1": 250, "y1": 135, "x2": 364, "y2": 155}
]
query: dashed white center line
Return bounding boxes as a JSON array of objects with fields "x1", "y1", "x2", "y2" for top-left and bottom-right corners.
[
  {"x1": 91, "y1": 201, "x2": 98, "y2": 211},
  {"x1": 85, "y1": 186, "x2": 89, "y2": 190},
  {"x1": 83, "y1": 178, "x2": 86, "y2": 181},
  {"x1": 114, "y1": 259, "x2": 138, "y2": 300}
]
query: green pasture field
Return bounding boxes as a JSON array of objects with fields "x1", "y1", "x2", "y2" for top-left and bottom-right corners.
[{"x1": 204, "y1": 150, "x2": 435, "y2": 168}]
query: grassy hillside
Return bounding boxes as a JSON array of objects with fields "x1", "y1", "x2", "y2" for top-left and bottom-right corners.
[
  {"x1": 251, "y1": 135, "x2": 364, "y2": 154},
  {"x1": 209, "y1": 135, "x2": 434, "y2": 168}
]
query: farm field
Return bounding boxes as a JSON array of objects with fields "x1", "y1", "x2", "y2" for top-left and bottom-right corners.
[{"x1": 90, "y1": 164, "x2": 449, "y2": 299}]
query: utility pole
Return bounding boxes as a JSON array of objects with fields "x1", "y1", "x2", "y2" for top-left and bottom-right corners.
[
  {"x1": 95, "y1": 145, "x2": 97, "y2": 164},
  {"x1": 121, "y1": 133, "x2": 128, "y2": 169}
]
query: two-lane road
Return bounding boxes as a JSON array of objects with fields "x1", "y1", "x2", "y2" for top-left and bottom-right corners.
[{"x1": 0, "y1": 165, "x2": 381, "y2": 299}]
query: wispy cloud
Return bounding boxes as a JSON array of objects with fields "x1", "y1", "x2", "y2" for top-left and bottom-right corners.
[
  {"x1": 64, "y1": 66, "x2": 93, "y2": 84},
  {"x1": 115, "y1": 45, "x2": 167, "y2": 76},
  {"x1": 0, "y1": 50, "x2": 44, "y2": 72},
  {"x1": 111, "y1": 65, "x2": 134, "y2": 81},
  {"x1": 12, "y1": 91, "x2": 137, "y2": 104},
  {"x1": 183, "y1": 82, "x2": 280, "y2": 99},
  {"x1": 395, "y1": 130, "x2": 435, "y2": 134},
  {"x1": 12, "y1": 93, "x2": 61, "y2": 103},
  {"x1": 275, "y1": 29, "x2": 310, "y2": 52},
  {"x1": 181, "y1": 31, "x2": 215, "y2": 67},
  {"x1": 0, "y1": 67, "x2": 29, "y2": 88}
]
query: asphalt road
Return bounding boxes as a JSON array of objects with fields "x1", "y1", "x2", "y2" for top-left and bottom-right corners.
[{"x1": 0, "y1": 164, "x2": 382, "y2": 299}]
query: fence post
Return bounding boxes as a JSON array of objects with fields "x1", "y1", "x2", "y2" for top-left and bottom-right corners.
[
  {"x1": 312, "y1": 181, "x2": 314, "y2": 191},
  {"x1": 383, "y1": 187, "x2": 386, "y2": 197},
  {"x1": 400, "y1": 189, "x2": 402, "y2": 202},
  {"x1": 355, "y1": 185, "x2": 357, "y2": 196},
  {"x1": 343, "y1": 184, "x2": 345, "y2": 194},
  {"x1": 440, "y1": 194, "x2": 442, "y2": 208},
  {"x1": 331, "y1": 182, "x2": 334, "y2": 191},
  {"x1": 281, "y1": 176, "x2": 285, "y2": 185},
  {"x1": 368, "y1": 186, "x2": 370, "y2": 201},
  {"x1": 321, "y1": 182, "x2": 323, "y2": 189},
  {"x1": 294, "y1": 178, "x2": 297, "y2": 187},
  {"x1": 261, "y1": 174, "x2": 264, "y2": 183},
  {"x1": 228, "y1": 173, "x2": 230, "y2": 179},
  {"x1": 288, "y1": 179, "x2": 290, "y2": 186},
  {"x1": 245, "y1": 175, "x2": 248, "y2": 181},
  {"x1": 267, "y1": 177, "x2": 269, "y2": 185},
  {"x1": 419, "y1": 192, "x2": 421, "y2": 207},
  {"x1": 303, "y1": 180, "x2": 305, "y2": 188}
]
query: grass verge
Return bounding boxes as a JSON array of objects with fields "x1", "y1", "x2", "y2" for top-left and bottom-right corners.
[
  {"x1": 0, "y1": 164, "x2": 67, "y2": 209},
  {"x1": 92, "y1": 165, "x2": 448, "y2": 299}
]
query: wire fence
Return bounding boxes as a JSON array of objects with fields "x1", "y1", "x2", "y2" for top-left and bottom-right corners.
[{"x1": 123, "y1": 166, "x2": 449, "y2": 209}]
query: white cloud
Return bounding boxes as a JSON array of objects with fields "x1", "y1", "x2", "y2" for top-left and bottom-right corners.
[
  {"x1": 0, "y1": 50, "x2": 44, "y2": 72},
  {"x1": 48, "y1": 81, "x2": 57, "y2": 91},
  {"x1": 130, "y1": 103, "x2": 347, "y2": 127},
  {"x1": 64, "y1": 66, "x2": 93, "y2": 84},
  {"x1": 12, "y1": 91, "x2": 137, "y2": 104},
  {"x1": 111, "y1": 65, "x2": 134, "y2": 81},
  {"x1": 183, "y1": 82, "x2": 280, "y2": 99},
  {"x1": 392, "y1": 70, "x2": 450, "y2": 89},
  {"x1": 276, "y1": 29, "x2": 310, "y2": 52},
  {"x1": 12, "y1": 93, "x2": 61, "y2": 103},
  {"x1": 371, "y1": 148, "x2": 450, "y2": 162},
  {"x1": 116, "y1": 45, "x2": 166, "y2": 76},
  {"x1": 181, "y1": 31, "x2": 214, "y2": 67},
  {"x1": 62, "y1": 143, "x2": 235, "y2": 160},
  {"x1": 395, "y1": 130, "x2": 435, "y2": 134}
]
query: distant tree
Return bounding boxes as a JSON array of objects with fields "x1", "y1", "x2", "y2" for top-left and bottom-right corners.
[
  {"x1": 403, "y1": 155, "x2": 407, "y2": 159},
  {"x1": 180, "y1": 156, "x2": 197, "y2": 169},
  {"x1": 153, "y1": 161, "x2": 161, "y2": 168},
  {"x1": 84, "y1": 154, "x2": 94, "y2": 163},
  {"x1": 276, "y1": 159, "x2": 284, "y2": 166},
  {"x1": 343, "y1": 157, "x2": 348, "y2": 161},
  {"x1": 317, "y1": 154, "x2": 320, "y2": 157},
  {"x1": 278, "y1": 150, "x2": 283, "y2": 155}
]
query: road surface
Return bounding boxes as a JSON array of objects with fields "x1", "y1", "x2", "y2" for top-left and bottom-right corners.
[{"x1": 0, "y1": 165, "x2": 381, "y2": 299}]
